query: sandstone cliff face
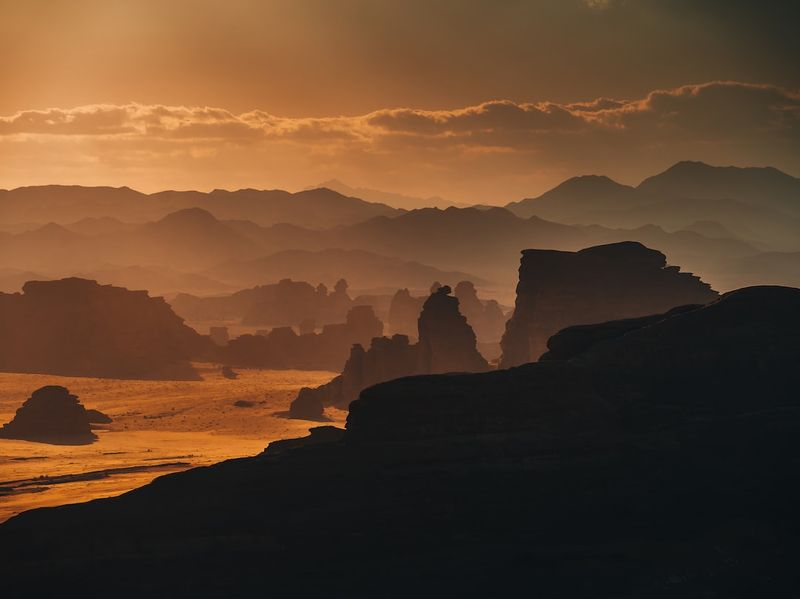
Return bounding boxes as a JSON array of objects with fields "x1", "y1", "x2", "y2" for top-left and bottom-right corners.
[
  {"x1": 0, "y1": 386, "x2": 97, "y2": 445},
  {"x1": 0, "y1": 278, "x2": 211, "y2": 379},
  {"x1": 499, "y1": 242, "x2": 719, "y2": 368}
]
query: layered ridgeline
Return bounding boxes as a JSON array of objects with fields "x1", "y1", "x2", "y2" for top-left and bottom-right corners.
[
  {"x1": 499, "y1": 242, "x2": 719, "y2": 367},
  {"x1": 506, "y1": 161, "x2": 800, "y2": 251},
  {"x1": 2, "y1": 285, "x2": 798, "y2": 595},
  {"x1": 0, "y1": 278, "x2": 212, "y2": 379},
  {"x1": 0, "y1": 185, "x2": 401, "y2": 228},
  {"x1": 2, "y1": 162, "x2": 798, "y2": 299}
]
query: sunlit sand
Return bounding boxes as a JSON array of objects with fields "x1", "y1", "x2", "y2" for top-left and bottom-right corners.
[{"x1": 0, "y1": 363, "x2": 341, "y2": 522}]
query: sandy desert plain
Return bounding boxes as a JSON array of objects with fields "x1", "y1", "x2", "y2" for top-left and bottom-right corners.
[{"x1": 0, "y1": 364, "x2": 341, "y2": 522}]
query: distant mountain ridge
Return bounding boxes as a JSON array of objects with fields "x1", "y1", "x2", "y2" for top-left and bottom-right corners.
[
  {"x1": 0, "y1": 184, "x2": 402, "y2": 228},
  {"x1": 311, "y1": 179, "x2": 458, "y2": 209},
  {"x1": 506, "y1": 161, "x2": 800, "y2": 251}
]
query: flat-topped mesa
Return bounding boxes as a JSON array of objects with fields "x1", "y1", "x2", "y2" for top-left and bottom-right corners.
[
  {"x1": 0, "y1": 386, "x2": 97, "y2": 445},
  {"x1": 499, "y1": 242, "x2": 719, "y2": 368},
  {"x1": 0, "y1": 278, "x2": 212, "y2": 379}
]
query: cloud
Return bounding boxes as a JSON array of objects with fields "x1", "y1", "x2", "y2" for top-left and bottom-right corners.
[{"x1": 0, "y1": 81, "x2": 798, "y2": 201}]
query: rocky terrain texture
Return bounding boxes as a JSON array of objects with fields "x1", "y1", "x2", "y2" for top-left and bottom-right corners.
[
  {"x1": 0, "y1": 386, "x2": 97, "y2": 445},
  {"x1": 500, "y1": 241, "x2": 719, "y2": 367},
  {"x1": 0, "y1": 278, "x2": 213, "y2": 379},
  {"x1": 1, "y1": 285, "x2": 798, "y2": 596}
]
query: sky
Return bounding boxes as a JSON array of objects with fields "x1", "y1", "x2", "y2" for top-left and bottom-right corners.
[{"x1": 1, "y1": 0, "x2": 798, "y2": 202}]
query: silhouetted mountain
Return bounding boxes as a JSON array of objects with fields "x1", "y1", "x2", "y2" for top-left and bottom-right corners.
[
  {"x1": 0, "y1": 184, "x2": 401, "y2": 228},
  {"x1": 130, "y1": 208, "x2": 262, "y2": 269},
  {"x1": 638, "y1": 160, "x2": 800, "y2": 216},
  {"x1": 506, "y1": 162, "x2": 800, "y2": 251},
  {"x1": 506, "y1": 174, "x2": 639, "y2": 221},
  {"x1": 312, "y1": 179, "x2": 456, "y2": 209},
  {"x1": 63, "y1": 216, "x2": 136, "y2": 236},
  {"x1": 204, "y1": 248, "x2": 483, "y2": 291},
  {"x1": 2, "y1": 286, "x2": 798, "y2": 596},
  {"x1": 0, "y1": 278, "x2": 212, "y2": 379},
  {"x1": 677, "y1": 219, "x2": 746, "y2": 240}
]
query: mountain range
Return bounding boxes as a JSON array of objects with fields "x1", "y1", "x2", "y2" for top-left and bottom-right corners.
[
  {"x1": 506, "y1": 161, "x2": 800, "y2": 251},
  {"x1": 0, "y1": 161, "x2": 797, "y2": 299},
  {"x1": 0, "y1": 185, "x2": 401, "y2": 228}
]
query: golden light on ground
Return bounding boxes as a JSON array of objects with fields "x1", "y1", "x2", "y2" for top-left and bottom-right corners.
[{"x1": 0, "y1": 364, "x2": 342, "y2": 522}]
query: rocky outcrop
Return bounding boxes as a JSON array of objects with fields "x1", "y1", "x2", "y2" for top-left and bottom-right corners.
[
  {"x1": 417, "y1": 286, "x2": 489, "y2": 374},
  {"x1": 84, "y1": 409, "x2": 112, "y2": 424},
  {"x1": 453, "y1": 281, "x2": 507, "y2": 342},
  {"x1": 263, "y1": 426, "x2": 345, "y2": 455},
  {"x1": 349, "y1": 285, "x2": 799, "y2": 442},
  {"x1": 0, "y1": 386, "x2": 97, "y2": 445},
  {"x1": 170, "y1": 278, "x2": 356, "y2": 328},
  {"x1": 221, "y1": 305, "x2": 383, "y2": 372},
  {"x1": 0, "y1": 278, "x2": 212, "y2": 379},
  {"x1": 499, "y1": 242, "x2": 719, "y2": 367},
  {"x1": 288, "y1": 287, "x2": 487, "y2": 418},
  {"x1": 3, "y1": 286, "x2": 799, "y2": 596},
  {"x1": 387, "y1": 288, "x2": 423, "y2": 338}
]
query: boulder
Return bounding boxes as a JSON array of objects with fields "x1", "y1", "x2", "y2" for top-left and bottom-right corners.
[{"x1": 0, "y1": 386, "x2": 97, "y2": 445}]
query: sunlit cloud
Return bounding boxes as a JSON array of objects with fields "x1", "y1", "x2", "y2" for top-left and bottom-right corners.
[{"x1": 1, "y1": 81, "x2": 798, "y2": 201}]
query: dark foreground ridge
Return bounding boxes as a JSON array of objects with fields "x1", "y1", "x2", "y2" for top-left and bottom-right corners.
[{"x1": 1, "y1": 286, "x2": 799, "y2": 596}]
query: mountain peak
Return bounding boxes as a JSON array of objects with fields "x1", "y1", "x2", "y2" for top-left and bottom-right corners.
[{"x1": 158, "y1": 207, "x2": 220, "y2": 225}]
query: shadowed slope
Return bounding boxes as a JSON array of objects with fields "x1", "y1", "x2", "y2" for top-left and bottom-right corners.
[{"x1": 1, "y1": 287, "x2": 797, "y2": 596}]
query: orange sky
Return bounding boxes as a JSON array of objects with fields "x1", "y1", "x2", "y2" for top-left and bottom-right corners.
[{"x1": 1, "y1": 0, "x2": 798, "y2": 202}]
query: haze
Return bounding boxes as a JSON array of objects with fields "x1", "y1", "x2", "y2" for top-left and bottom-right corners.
[{"x1": 1, "y1": 0, "x2": 798, "y2": 201}]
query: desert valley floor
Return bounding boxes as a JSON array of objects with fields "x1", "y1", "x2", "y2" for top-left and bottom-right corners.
[{"x1": 0, "y1": 365, "x2": 341, "y2": 522}]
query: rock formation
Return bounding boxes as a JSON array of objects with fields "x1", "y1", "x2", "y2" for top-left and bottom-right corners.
[
  {"x1": 453, "y1": 281, "x2": 507, "y2": 342},
  {"x1": 4, "y1": 286, "x2": 799, "y2": 596},
  {"x1": 0, "y1": 278, "x2": 212, "y2": 379},
  {"x1": 416, "y1": 286, "x2": 489, "y2": 374},
  {"x1": 84, "y1": 409, "x2": 113, "y2": 424},
  {"x1": 171, "y1": 278, "x2": 356, "y2": 329},
  {"x1": 288, "y1": 287, "x2": 487, "y2": 418},
  {"x1": 387, "y1": 288, "x2": 423, "y2": 338},
  {"x1": 222, "y1": 305, "x2": 383, "y2": 372},
  {"x1": 209, "y1": 327, "x2": 230, "y2": 346},
  {"x1": 263, "y1": 426, "x2": 345, "y2": 455},
  {"x1": 499, "y1": 242, "x2": 719, "y2": 367},
  {"x1": 0, "y1": 386, "x2": 97, "y2": 445}
]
